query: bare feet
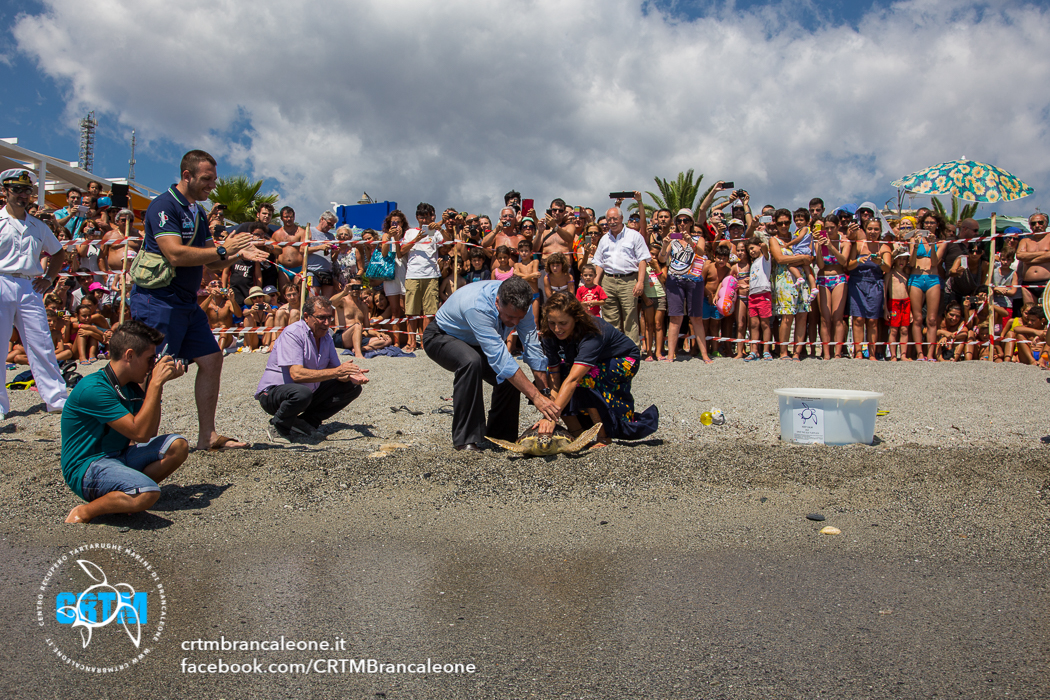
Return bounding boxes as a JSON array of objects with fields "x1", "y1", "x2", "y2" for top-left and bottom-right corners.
[
  {"x1": 199, "y1": 434, "x2": 250, "y2": 452},
  {"x1": 65, "y1": 505, "x2": 90, "y2": 524}
]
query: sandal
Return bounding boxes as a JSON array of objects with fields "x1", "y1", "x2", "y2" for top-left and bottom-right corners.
[
  {"x1": 762, "y1": 352, "x2": 774, "y2": 361},
  {"x1": 742, "y1": 352, "x2": 760, "y2": 362}
]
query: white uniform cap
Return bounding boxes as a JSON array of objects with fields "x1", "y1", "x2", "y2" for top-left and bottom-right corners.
[{"x1": 1, "y1": 169, "x2": 37, "y2": 187}]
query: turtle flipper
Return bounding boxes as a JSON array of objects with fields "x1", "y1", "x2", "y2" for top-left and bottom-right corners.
[
  {"x1": 562, "y1": 423, "x2": 603, "y2": 453},
  {"x1": 487, "y1": 436, "x2": 529, "y2": 453}
]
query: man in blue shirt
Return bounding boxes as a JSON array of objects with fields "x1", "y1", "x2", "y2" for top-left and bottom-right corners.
[
  {"x1": 129, "y1": 150, "x2": 268, "y2": 451},
  {"x1": 423, "y1": 277, "x2": 560, "y2": 451}
]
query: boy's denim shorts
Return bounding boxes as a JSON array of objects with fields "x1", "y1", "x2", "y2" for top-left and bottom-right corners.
[{"x1": 80, "y1": 434, "x2": 184, "y2": 501}]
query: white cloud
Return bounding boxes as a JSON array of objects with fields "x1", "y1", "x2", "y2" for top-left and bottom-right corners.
[{"x1": 14, "y1": 0, "x2": 1050, "y2": 217}]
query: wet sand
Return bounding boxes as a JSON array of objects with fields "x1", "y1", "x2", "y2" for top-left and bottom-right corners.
[{"x1": 1, "y1": 353, "x2": 1048, "y2": 698}]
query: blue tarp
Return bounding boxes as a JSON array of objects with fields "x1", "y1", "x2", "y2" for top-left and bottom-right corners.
[{"x1": 336, "y1": 202, "x2": 398, "y2": 233}]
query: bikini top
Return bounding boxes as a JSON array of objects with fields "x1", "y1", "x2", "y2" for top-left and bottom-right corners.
[
  {"x1": 915, "y1": 241, "x2": 932, "y2": 259},
  {"x1": 820, "y1": 244, "x2": 838, "y2": 266}
]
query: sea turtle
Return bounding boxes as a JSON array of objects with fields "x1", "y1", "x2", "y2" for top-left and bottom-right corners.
[{"x1": 487, "y1": 422, "x2": 603, "y2": 456}]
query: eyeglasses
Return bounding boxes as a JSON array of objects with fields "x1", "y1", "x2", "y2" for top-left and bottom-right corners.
[
  {"x1": 675, "y1": 217, "x2": 692, "y2": 224},
  {"x1": 6, "y1": 185, "x2": 32, "y2": 194},
  {"x1": 310, "y1": 314, "x2": 334, "y2": 323}
]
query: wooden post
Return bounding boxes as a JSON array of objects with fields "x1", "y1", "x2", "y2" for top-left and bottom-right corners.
[
  {"x1": 298, "y1": 226, "x2": 309, "y2": 315},
  {"x1": 987, "y1": 212, "x2": 996, "y2": 350},
  {"x1": 118, "y1": 217, "x2": 133, "y2": 324}
]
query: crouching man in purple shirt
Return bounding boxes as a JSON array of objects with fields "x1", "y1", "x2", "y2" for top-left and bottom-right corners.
[{"x1": 255, "y1": 296, "x2": 368, "y2": 443}]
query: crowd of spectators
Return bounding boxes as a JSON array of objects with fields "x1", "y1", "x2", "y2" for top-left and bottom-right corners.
[{"x1": 8, "y1": 182, "x2": 1050, "y2": 369}]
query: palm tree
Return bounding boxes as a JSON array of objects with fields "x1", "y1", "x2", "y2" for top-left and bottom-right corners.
[
  {"x1": 208, "y1": 175, "x2": 279, "y2": 223},
  {"x1": 931, "y1": 196, "x2": 979, "y2": 225},
  {"x1": 630, "y1": 169, "x2": 729, "y2": 220}
]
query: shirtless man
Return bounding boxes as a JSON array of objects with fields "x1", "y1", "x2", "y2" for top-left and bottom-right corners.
[
  {"x1": 331, "y1": 277, "x2": 391, "y2": 357},
  {"x1": 199, "y1": 280, "x2": 238, "y2": 352},
  {"x1": 1016, "y1": 212, "x2": 1050, "y2": 305},
  {"x1": 271, "y1": 205, "x2": 306, "y2": 289},
  {"x1": 483, "y1": 207, "x2": 526, "y2": 260},
  {"x1": 535, "y1": 198, "x2": 577, "y2": 265},
  {"x1": 101, "y1": 209, "x2": 139, "y2": 270}
]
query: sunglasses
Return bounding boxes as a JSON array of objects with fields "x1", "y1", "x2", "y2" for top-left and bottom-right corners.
[
  {"x1": 675, "y1": 217, "x2": 692, "y2": 224},
  {"x1": 310, "y1": 313, "x2": 334, "y2": 323},
  {"x1": 6, "y1": 185, "x2": 32, "y2": 194}
]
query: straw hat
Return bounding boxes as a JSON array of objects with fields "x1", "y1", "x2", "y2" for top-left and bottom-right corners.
[{"x1": 245, "y1": 286, "x2": 268, "y2": 300}]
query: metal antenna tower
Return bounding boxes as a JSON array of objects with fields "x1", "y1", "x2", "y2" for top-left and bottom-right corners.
[
  {"x1": 78, "y1": 111, "x2": 98, "y2": 172},
  {"x1": 128, "y1": 129, "x2": 137, "y2": 181}
]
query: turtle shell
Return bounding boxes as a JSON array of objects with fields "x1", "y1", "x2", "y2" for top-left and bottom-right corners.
[{"x1": 488, "y1": 423, "x2": 603, "y2": 456}]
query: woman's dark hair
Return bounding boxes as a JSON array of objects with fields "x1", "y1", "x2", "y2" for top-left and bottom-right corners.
[
  {"x1": 539, "y1": 292, "x2": 600, "y2": 342},
  {"x1": 823, "y1": 213, "x2": 840, "y2": 227},
  {"x1": 917, "y1": 211, "x2": 946, "y2": 238},
  {"x1": 944, "y1": 301, "x2": 962, "y2": 315},
  {"x1": 383, "y1": 210, "x2": 409, "y2": 232}
]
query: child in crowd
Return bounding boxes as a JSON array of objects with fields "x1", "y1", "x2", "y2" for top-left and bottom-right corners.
[
  {"x1": 47, "y1": 308, "x2": 74, "y2": 363},
  {"x1": 703, "y1": 242, "x2": 734, "y2": 357},
  {"x1": 74, "y1": 303, "x2": 105, "y2": 362},
  {"x1": 273, "y1": 283, "x2": 303, "y2": 344},
  {"x1": 1003, "y1": 304, "x2": 1046, "y2": 365},
  {"x1": 731, "y1": 240, "x2": 750, "y2": 359},
  {"x1": 439, "y1": 256, "x2": 466, "y2": 303},
  {"x1": 463, "y1": 249, "x2": 491, "y2": 284},
  {"x1": 542, "y1": 252, "x2": 575, "y2": 298},
  {"x1": 786, "y1": 208, "x2": 818, "y2": 303},
  {"x1": 575, "y1": 264, "x2": 607, "y2": 317},
  {"x1": 885, "y1": 248, "x2": 912, "y2": 361},
  {"x1": 640, "y1": 246, "x2": 667, "y2": 361},
  {"x1": 492, "y1": 245, "x2": 515, "y2": 281},
  {"x1": 513, "y1": 239, "x2": 542, "y2": 321},
  {"x1": 240, "y1": 287, "x2": 271, "y2": 353},
  {"x1": 744, "y1": 236, "x2": 774, "y2": 360},
  {"x1": 200, "y1": 280, "x2": 238, "y2": 353},
  {"x1": 936, "y1": 301, "x2": 968, "y2": 362}
]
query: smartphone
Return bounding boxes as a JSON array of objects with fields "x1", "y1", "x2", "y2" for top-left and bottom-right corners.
[
  {"x1": 77, "y1": 205, "x2": 89, "y2": 215},
  {"x1": 670, "y1": 232, "x2": 683, "y2": 240},
  {"x1": 721, "y1": 181, "x2": 735, "y2": 190},
  {"x1": 584, "y1": 235, "x2": 592, "y2": 245},
  {"x1": 960, "y1": 256, "x2": 968, "y2": 270},
  {"x1": 759, "y1": 215, "x2": 772, "y2": 224},
  {"x1": 522, "y1": 198, "x2": 534, "y2": 214},
  {"x1": 609, "y1": 191, "x2": 635, "y2": 199}
]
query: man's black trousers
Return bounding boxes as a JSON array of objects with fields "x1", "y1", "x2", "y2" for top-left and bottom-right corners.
[
  {"x1": 257, "y1": 380, "x2": 361, "y2": 430},
  {"x1": 423, "y1": 323, "x2": 522, "y2": 447}
]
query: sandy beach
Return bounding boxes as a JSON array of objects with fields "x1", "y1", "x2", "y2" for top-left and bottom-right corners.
[{"x1": 2, "y1": 352, "x2": 1048, "y2": 698}]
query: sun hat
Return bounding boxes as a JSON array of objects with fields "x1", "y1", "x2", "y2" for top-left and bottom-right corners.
[
  {"x1": 675, "y1": 208, "x2": 694, "y2": 220},
  {"x1": 245, "y1": 286, "x2": 268, "y2": 300}
]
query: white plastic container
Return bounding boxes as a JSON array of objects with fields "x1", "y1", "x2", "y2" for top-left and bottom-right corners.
[{"x1": 774, "y1": 388, "x2": 883, "y2": 446}]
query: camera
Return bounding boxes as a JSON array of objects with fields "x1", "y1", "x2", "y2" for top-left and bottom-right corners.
[{"x1": 350, "y1": 284, "x2": 363, "y2": 291}]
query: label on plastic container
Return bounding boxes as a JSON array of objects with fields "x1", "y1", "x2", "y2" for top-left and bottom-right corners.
[{"x1": 792, "y1": 397, "x2": 825, "y2": 444}]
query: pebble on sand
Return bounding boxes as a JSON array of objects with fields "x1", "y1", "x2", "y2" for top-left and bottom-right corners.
[{"x1": 820, "y1": 526, "x2": 841, "y2": 535}]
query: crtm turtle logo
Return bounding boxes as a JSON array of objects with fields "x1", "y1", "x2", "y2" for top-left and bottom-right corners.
[
  {"x1": 57, "y1": 560, "x2": 142, "y2": 649},
  {"x1": 797, "y1": 402, "x2": 818, "y2": 426}
]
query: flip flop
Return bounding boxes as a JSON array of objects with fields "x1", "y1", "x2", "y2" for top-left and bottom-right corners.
[
  {"x1": 390, "y1": 405, "x2": 423, "y2": 415},
  {"x1": 206, "y1": 435, "x2": 250, "y2": 452}
]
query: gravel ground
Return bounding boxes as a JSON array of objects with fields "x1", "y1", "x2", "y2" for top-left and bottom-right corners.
[
  {"x1": 2, "y1": 351, "x2": 1049, "y2": 699},
  {"x1": 6, "y1": 349, "x2": 1046, "y2": 452}
]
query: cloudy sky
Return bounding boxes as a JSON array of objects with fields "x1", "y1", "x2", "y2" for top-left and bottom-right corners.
[{"x1": 3, "y1": 0, "x2": 1048, "y2": 221}]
